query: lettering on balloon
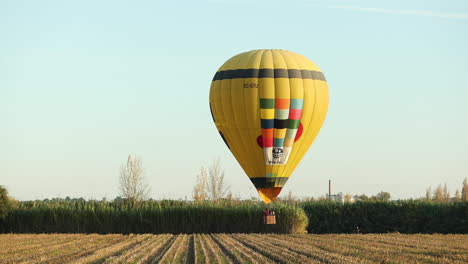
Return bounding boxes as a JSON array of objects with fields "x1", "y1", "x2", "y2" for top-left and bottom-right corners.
[
  {"x1": 267, "y1": 148, "x2": 287, "y2": 165},
  {"x1": 243, "y1": 82, "x2": 258, "y2": 88}
]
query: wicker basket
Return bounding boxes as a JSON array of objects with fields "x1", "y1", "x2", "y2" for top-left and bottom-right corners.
[{"x1": 264, "y1": 215, "x2": 276, "y2": 225}]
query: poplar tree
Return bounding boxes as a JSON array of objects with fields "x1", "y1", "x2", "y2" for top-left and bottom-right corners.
[
  {"x1": 433, "y1": 184, "x2": 444, "y2": 202},
  {"x1": 454, "y1": 190, "x2": 461, "y2": 201},
  {"x1": 207, "y1": 159, "x2": 229, "y2": 202},
  {"x1": 425, "y1": 187, "x2": 432, "y2": 200},
  {"x1": 119, "y1": 155, "x2": 150, "y2": 206},
  {"x1": 193, "y1": 167, "x2": 208, "y2": 202},
  {"x1": 462, "y1": 178, "x2": 468, "y2": 201},
  {"x1": 442, "y1": 183, "x2": 450, "y2": 202}
]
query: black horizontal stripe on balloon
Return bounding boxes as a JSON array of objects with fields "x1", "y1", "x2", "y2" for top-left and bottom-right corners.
[
  {"x1": 250, "y1": 177, "x2": 289, "y2": 188},
  {"x1": 274, "y1": 119, "x2": 288, "y2": 129},
  {"x1": 212, "y1": 68, "x2": 326, "y2": 81}
]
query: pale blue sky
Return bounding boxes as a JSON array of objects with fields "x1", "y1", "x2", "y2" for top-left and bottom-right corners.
[{"x1": 1, "y1": 0, "x2": 467, "y2": 200}]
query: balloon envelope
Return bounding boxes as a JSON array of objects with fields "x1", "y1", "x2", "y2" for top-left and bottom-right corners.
[{"x1": 209, "y1": 49, "x2": 329, "y2": 203}]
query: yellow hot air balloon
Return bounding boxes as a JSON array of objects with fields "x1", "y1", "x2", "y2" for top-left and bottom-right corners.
[{"x1": 209, "y1": 49, "x2": 328, "y2": 204}]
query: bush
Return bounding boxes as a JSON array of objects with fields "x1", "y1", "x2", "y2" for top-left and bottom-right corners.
[{"x1": 0, "y1": 186, "x2": 14, "y2": 220}]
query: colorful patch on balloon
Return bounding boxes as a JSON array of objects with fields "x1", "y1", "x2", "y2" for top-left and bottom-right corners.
[
  {"x1": 295, "y1": 122, "x2": 303, "y2": 142},
  {"x1": 257, "y1": 122, "x2": 303, "y2": 148}
]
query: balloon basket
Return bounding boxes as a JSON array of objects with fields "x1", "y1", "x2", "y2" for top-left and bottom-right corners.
[{"x1": 263, "y1": 215, "x2": 276, "y2": 225}]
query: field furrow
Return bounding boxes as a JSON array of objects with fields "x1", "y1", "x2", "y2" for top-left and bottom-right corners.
[
  {"x1": 275, "y1": 234, "x2": 384, "y2": 263},
  {"x1": 102, "y1": 234, "x2": 159, "y2": 264},
  {"x1": 1, "y1": 234, "x2": 83, "y2": 257},
  {"x1": 123, "y1": 234, "x2": 170, "y2": 263},
  {"x1": 49, "y1": 235, "x2": 131, "y2": 264},
  {"x1": 202, "y1": 234, "x2": 230, "y2": 263},
  {"x1": 0, "y1": 233, "x2": 466, "y2": 264},
  {"x1": 193, "y1": 234, "x2": 201, "y2": 263},
  {"x1": 346, "y1": 233, "x2": 468, "y2": 252},
  {"x1": 135, "y1": 234, "x2": 175, "y2": 264},
  {"x1": 302, "y1": 235, "x2": 403, "y2": 263},
  {"x1": 232, "y1": 234, "x2": 314, "y2": 264},
  {"x1": 194, "y1": 234, "x2": 209, "y2": 264},
  {"x1": 157, "y1": 234, "x2": 186, "y2": 263},
  {"x1": 8, "y1": 234, "x2": 111, "y2": 264},
  {"x1": 290, "y1": 234, "x2": 468, "y2": 264},
  {"x1": 253, "y1": 234, "x2": 348, "y2": 264},
  {"x1": 73, "y1": 234, "x2": 151, "y2": 264},
  {"x1": 185, "y1": 234, "x2": 196, "y2": 264},
  {"x1": 171, "y1": 234, "x2": 189, "y2": 263},
  {"x1": 211, "y1": 233, "x2": 245, "y2": 263},
  {"x1": 335, "y1": 234, "x2": 468, "y2": 263},
  {"x1": 215, "y1": 234, "x2": 271, "y2": 264},
  {"x1": 0, "y1": 234, "x2": 78, "y2": 254}
]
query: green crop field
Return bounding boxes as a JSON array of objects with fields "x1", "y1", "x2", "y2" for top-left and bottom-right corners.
[{"x1": 1, "y1": 233, "x2": 467, "y2": 264}]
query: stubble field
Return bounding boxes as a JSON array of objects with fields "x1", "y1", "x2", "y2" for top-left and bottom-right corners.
[{"x1": 0, "y1": 233, "x2": 467, "y2": 264}]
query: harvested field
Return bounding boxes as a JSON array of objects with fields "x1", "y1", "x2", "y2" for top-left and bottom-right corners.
[{"x1": 0, "y1": 233, "x2": 466, "y2": 264}]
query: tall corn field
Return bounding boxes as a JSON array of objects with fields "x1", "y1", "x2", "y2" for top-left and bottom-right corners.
[
  {"x1": 301, "y1": 200, "x2": 468, "y2": 234},
  {"x1": 0, "y1": 200, "x2": 308, "y2": 234},
  {"x1": 1, "y1": 199, "x2": 466, "y2": 234}
]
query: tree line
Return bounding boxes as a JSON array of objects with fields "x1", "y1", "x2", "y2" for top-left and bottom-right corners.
[
  {"x1": 2, "y1": 154, "x2": 467, "y2": 215},
  {"x1": 425, "y1": 178, "x2": 468, "y2": 202},
  {"x1": 111, "y1": 154, "x2": 468, "y2": 204}
]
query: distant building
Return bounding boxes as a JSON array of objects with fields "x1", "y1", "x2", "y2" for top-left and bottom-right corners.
[
  {"x1": 326, "y1": 192, "x2": 355, "y2": 203},
  {"x1": 326, "y1": 180, "x2": 355, "y2": 203}
]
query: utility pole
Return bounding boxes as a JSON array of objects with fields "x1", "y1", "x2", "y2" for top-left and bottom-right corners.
[{"x1": 329, "y1": 179, "x2": 332, "y2": 199}]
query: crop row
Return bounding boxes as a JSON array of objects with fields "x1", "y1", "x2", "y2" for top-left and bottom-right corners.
[{"x1": 1, "y1": 233, "x2": 466, "y2": 264}]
